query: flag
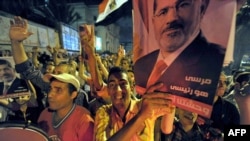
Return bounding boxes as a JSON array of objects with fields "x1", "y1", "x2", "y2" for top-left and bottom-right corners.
[{"x1": 95, "y1": 0, "x2": 130, "y2": 25}]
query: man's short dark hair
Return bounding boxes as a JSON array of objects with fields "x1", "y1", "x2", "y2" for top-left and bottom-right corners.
[
  {"x1": 0, "y1": 59, "x2": 13, "y2": 68},
  {"x1": 108, "y1": 67, "x2": 127, "y2": 80},
  {"x1": 108, "y1": 66, "x2": 134, "y2": 88}
]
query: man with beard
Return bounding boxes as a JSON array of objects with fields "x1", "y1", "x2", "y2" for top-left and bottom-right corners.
[
  {"x1": 0, "y1": 59, "x2": 29, "y2": 97},
  {"x1": 134, "y1": 0, "x2": 225, "y2": 114},
  {"x1": 0, "y1": 59, "x2": 30, "y2": 122}
]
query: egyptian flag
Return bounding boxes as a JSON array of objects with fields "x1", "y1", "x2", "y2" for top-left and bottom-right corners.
[{"x1": 95, "y1": 0, "x2": 131, "y2": 26}]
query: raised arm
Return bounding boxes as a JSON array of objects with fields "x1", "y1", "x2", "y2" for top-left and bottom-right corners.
[
  {"x1": 9, "y1": 16, "x2": 49, "y2": 92},
  {"x1": 78, "y1": 57, "x2": 92, "y2": 85},
  {"x1": 114, "y1": 45, "x2": 125, "y2": 67},
  {"x1": 79, "y1": 25, "x2": 103, "y2": 90},
  {"x1": 31, "y1": 46, "x2": 40, "y2": 69},
  {"x1": 96, "y1": 54, "x2": 109, "y2": 81},
  {"x1": 9, "y1": 16, "x2": 32, "y2": 64}
]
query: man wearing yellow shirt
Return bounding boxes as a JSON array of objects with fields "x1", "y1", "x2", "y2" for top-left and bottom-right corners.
[{"x1": 93, "y1": 67, "x2": 175, "y2": 141}]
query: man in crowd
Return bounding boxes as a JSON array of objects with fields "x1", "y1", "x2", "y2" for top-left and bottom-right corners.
[
  {"x1": 79, "y1": 23, "x2": 176, "y2": 141},
  {"x1": 210, "y1": 72, "x2": 240, "y2": 130},
  {"x1": 197, "y1": 72, "x2": 240, "y2": 140},
  {"x1": 38, "y1": 73, "x2": 94, "y2": 141},
  {"x1": 94, "y1": 67, "x2": 176, "y2": 141},
  {"x1": 0, "y1": 59, "x2": 29, "y2": 97},
  {"x1": 8, "y1": 16, "x2": 89, "y2": 108},
  {"x1": 161, "y1": 108, "x2": 205, "y2": 141}
]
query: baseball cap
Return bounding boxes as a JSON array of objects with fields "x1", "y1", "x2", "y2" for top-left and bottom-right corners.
[{"x1": 44, "y1": 73, "x2": 80, "y2": 91}]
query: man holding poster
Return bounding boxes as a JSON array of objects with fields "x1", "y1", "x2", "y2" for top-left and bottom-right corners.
[{"x1": 133, "y1": 0, "x2": 226, "y2": 118}]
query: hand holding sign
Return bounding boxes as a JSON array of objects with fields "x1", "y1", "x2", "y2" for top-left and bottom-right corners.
[
  {"x1": 79, "y1": 24, "x2": 95, "y2": 60},
  {"x1": 79, "y1": 24, "x2": 95, "y2": 48}
]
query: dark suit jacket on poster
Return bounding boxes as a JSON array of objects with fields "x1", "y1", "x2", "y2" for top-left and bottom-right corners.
[
  {"x1": 134, "y1": 32, "x2": 225, "y2": 106},
  {"x1": 0, "y1": 77, "x2": 29, "y2": 98}
]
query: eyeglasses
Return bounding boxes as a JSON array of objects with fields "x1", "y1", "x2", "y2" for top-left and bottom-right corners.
[{"x1": 153, "y1": 0, "x2": 194, "y2": 21}]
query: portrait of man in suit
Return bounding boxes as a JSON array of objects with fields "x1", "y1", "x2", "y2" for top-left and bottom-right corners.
[
  {"x1": 133, "y1": 0, "x2": 227, "y2": 117},
  {"x1": 0, "y1": 58, "x2": 29, "y2": 98}
]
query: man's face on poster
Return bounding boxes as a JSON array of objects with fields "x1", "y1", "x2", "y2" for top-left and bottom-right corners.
[
  {"x1": 152, "y1": 0, "x2": 206, "y2": 52},
  {"x1": 0, "y1": 64, "x2": 16, "y2": 82}
]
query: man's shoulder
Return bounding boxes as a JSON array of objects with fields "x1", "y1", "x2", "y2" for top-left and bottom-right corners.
[
  {"x1": 75, "y1": 105, "x2": 92, "y2": 115},
  {"x1": 74, "y1": 106, "x2": 94, "y2": 123},
  {"x1": 197, "y1": 33, "x2": 226, "y2": 55},
  {"x1": 14, "y1": 77, "x2": 26, "y2": 83},
  {"x1": 95, "y1": 104, "x2": 112, "y2": 117},
  {"x1": 139, "y1": 50, "x2": 159, "y2": 60},
  {"x1": 134, "y1": 50, "x2": 159, "y2": 65},
  {"x1": 98, "y1": 104, "x2": 112, "y2": 111},
  {"x1": 222, "y1": 98, "x2": 238, "y2": 108},
  {"x1": 206, "y1": 42, "x2": 226, "y2": 54},
  {"x1": 38, "y1": 108, "x2": 52, "y2": 120}
]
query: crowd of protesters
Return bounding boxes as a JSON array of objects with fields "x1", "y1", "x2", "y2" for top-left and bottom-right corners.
[{"x1": 0, "y1": 3, "x2": 250, "y2": 139}]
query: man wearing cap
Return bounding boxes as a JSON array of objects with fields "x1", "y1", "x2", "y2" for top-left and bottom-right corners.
[
  {"x1": 37, "y1": 73, "x2": 94, "y2": 141},
  {"x1": 8, "y1": 16, "x2": 89, "y2": 108}
]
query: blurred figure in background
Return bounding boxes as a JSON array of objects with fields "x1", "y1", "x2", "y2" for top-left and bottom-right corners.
[{"x1": 161, "y1": 108, "x2": 204, "y2": 141}]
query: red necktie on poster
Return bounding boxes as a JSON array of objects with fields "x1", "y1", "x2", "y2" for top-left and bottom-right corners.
[
  {"x1": 3, "y1": 85, "x2": 10, "y2": 95},
  {"x1": 147, "y1": 60, "x2": 167, "y2": 88}
]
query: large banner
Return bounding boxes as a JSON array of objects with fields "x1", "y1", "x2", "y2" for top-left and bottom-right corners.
[{"x1": 133, "y1": 0, "x2": 236, "y2": 118}]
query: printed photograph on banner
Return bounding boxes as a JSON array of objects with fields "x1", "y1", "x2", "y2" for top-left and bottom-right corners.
[
  {"x1": 0, "y1": 57, "x2": 31, "y2": 99},
  {"x1": 133, "y1": 0, "x2": 236, "y2": 118},
  {"x1": 79, "y1": 24, "x2": 95, "y2": 61}
]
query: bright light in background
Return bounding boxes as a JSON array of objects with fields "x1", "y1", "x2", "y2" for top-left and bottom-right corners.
[
  {"x1": 96, "y1": 36, "x2": 102, "y2": 51},
  {"x1": 61, "y1": 23, "x2": 79, "y2": 51}
]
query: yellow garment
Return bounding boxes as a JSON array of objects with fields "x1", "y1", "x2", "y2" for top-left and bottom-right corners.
[{"x1": 94, "y1": 99, "x2": 155, "y2": 141}]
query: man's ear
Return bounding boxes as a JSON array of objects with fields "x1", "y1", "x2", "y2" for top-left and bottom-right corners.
[
  {"x1": 201, "y1": 0, "x2": 209, "y2": 15},
  {"x1": 71, "y1": 91, "x2": 78, "y2": 99}
]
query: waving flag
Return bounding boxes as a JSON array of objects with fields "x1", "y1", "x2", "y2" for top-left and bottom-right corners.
[{"x1": 95, "y1": 0, "x2": 130, "y2": 25}]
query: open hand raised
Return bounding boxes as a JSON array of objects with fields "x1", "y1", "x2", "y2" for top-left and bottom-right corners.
[{"x1": 9, "y1": 16, "x2": 33, "y2": 42}]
